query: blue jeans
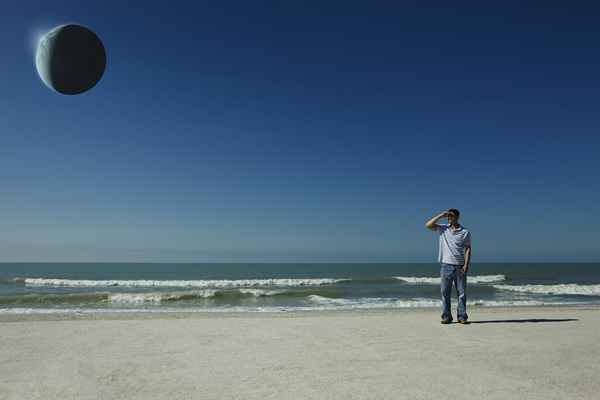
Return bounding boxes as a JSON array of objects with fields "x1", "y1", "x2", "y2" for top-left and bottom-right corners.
[{"x1": 440, "y1": 263, "x2": 468, "y2": 321}]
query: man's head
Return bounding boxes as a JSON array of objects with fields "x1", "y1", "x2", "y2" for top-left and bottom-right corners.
[{"x1": 447, "y1": 209, "x2": 460, "y2": 226}]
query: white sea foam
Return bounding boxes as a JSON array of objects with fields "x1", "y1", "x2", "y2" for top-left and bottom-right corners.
[
  {"x1": 108, "y1": 290, "x2": 218, "y2": 304},
  {"x1": 395, "y1": 275, "x2": 506, "y2": 284},
  {"x1": 0, "y1": 299, "x2": 592, "y2": 315},
  {"x1": 307, "y1": 295, "x2": 591, "y2": 309},
  {"x1": 0, "y1": 307, "x2": 187, "y2": 315},
  {"x1": 307, "y1": 295, "x2": 441, "y2": 308},
  {"x1": 493, "y1": 284, "x2": 600, "y2": 296},
  {"x1": 109, "y1": 293, "x2": 164, "y2": 304},
  {"x1": 24, "y1": 277, "x2": 344, "y2": 289},
  {"x1": 108, "y1": 289, "x2": 286, "y2": 304},
  {"x1": 238, "y1": 288, "x2": 286, "y2": 296}
]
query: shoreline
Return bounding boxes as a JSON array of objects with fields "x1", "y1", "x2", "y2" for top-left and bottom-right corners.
[{"x1": 1, "y1": 304, "x2": 597, "y2": 322}]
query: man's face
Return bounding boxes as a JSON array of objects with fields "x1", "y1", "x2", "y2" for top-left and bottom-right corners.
[{"x1": 447, "y1": 212, "x2": 459, "y2": 225}]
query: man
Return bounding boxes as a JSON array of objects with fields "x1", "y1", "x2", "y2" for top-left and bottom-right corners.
[{"x1": 425, "y1": 209, "x2": 472, "y2": 324}]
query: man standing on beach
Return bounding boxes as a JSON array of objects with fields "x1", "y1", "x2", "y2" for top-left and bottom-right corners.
[{"x1": 425, "y1": 209, "x2": 472, "y2": 324}]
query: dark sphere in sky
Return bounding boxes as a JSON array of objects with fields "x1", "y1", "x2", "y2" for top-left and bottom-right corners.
[{"x1": 35, "y1": 24, "x2": 106, "y2": 95}]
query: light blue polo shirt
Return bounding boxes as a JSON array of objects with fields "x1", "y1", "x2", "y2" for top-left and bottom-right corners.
[{"x1": 437, "y1": 224, "x2": 471, "y2": 265}]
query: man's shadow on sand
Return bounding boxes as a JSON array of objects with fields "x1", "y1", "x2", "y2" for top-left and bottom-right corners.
[{"x1": 462, "y1": 318, "x2": 578, "y2": 324}]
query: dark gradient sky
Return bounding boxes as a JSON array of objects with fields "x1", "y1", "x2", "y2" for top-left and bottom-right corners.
[{"x1": 2, "y1": 1, "x2": 599, "y2": 262}]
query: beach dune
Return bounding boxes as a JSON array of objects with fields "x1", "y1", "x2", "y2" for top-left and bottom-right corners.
[{"x1": 1, "y1": 307, "x2": 599, "y2": 400}]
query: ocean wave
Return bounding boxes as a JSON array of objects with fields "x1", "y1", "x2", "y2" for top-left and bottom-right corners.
[
  {"x1": 0, "y1": 292, "x2": 108, "y2": 305},
  {"x1": 238, "y1": 288, "x2": 287, "y2": 297},
  {"x1": 108, "y1": 289, "x2": 289, "y2": 304},
  {"x1": 307, "y1": 295, "x2": 441, "y2": 308},
  {"x1": 108, "y1": 291, "x2": 215, "y2": 304},
  {"x1": 395, "y1": 274, "x2": 506, "y2": 284},
  {"x1": 0, "y1": 288, "x2": 293, "y2": 306},
  {"x1": 1, "y1": 299, "x2": 590, "y2": 315},
  {"x1": 493, "y1": 284, "x2": 600, "y2": 296},
  {"x1": 336, "y1": 277, "x2": 400, "y2": 284},
  {"x1": 305, "y1": 295, "x2": 589, "y2": 309},
  {"x1": 22, "y1": 277, "x2": 344, "y2": 288},
  {"x1": 0, "y1": 277, "x2": 25, "y2": 285}
]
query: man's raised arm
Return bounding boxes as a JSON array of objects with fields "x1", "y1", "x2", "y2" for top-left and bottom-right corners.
[{"x1": 425, "y1": 211, "x2": 448, "y2": 231}]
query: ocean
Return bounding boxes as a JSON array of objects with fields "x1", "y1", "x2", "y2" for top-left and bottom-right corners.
[{"x1": 1, "y1": 263, "x2": 599, "y2": 314}]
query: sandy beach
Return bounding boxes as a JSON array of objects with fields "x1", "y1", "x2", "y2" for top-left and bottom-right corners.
[{"x1": 1, "y1": 306, "x2": 599, "y2": 400}]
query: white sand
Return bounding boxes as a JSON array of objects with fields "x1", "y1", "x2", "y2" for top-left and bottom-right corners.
[{"x1": 1, "y1": 307, "x2": 599, "y2": 400}]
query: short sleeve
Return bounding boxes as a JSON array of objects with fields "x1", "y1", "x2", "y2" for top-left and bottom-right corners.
[
  {"x1": 436, "y1": 224, "x2": 448, "y2": 234},
  {"x1": 464, "y1": 232, "x2": 472, "y2": 247}
]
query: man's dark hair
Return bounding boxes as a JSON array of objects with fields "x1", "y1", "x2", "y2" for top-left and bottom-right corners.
[{"x1": 448, "y1": 208, "x2": 460, "y2": 218}]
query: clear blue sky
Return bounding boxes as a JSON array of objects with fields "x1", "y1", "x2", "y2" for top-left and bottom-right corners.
[{"x1": 2, "y1": 1, "x2": 599, "y2": 262}]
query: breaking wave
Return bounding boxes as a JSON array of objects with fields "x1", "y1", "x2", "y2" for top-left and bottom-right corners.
[
  {"x1": 0, "y1": 288, "x2": 299, "y2": 305},
  {"x1": 0, "y1": 277, "x2": 25, "y2": 285},
  {"x1": 395, "y1": 274, "x2": 506, "y2": 284},
  {"x1": 493, "y1": 284, "x2": 600, "y2": 296},
  {"x1": 307, "y1": 295, "x2": 441, "y2": 308},
  {"x1": 304, "y1": 295, "x2": 582, "y2": 309},
  {"x1": 0, "y1": 292, "x2": 107, "y2": 305},
  {"x1": 0, "y1": 299, "x2": 589, "y2": 315},
  {"x1": 108, "y1": 289, "x2": 289, "y2": 304},
  {"x1": 22, "y1": 277, "x2": 344, "y2": 288}
]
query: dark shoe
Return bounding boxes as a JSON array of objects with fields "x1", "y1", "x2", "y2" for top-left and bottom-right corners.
[{"x1": 441, "y1": 318, "x2": 453, "y2": 324}]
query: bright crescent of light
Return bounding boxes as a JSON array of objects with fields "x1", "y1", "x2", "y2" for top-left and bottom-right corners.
[{"x1": 35, "y1": 25, "x2": 66, "y2": 92}]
